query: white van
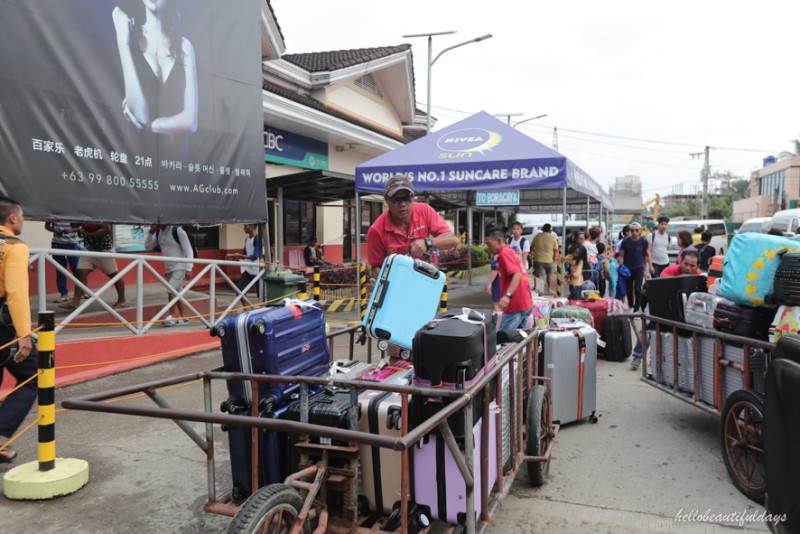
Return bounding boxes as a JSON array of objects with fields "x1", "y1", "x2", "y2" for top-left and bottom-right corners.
[
  {"x1": 665, "y1": 219, "x2": 728, "y2": 260},
  {"x1": 770, "y1": 209, "x2": 800, "y2": 236},
  {"x1": 736, "y1": 217, "x2": 772, "y2": 235}
]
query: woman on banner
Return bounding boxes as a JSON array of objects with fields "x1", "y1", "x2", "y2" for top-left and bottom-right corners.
[{"x1": 112, "y1": 0, "x2": 198, "y2": 158}]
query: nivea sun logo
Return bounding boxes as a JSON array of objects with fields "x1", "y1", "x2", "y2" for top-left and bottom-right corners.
[{"x1": 436, "y1": 128, "x2": 502, "y2": 153}]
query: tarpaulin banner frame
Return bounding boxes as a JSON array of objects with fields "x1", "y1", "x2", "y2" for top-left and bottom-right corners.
[{"x1": 0, "y1": 0, "x2": 267, "y2": 224}]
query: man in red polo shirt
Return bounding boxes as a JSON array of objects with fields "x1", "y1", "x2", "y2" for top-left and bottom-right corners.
[
  {"x1": 367, "y1": 175, "x2": 458, "y2": 278},
  {"x1": 485, "y1": 227, "x2": 533, "y2": 331}
]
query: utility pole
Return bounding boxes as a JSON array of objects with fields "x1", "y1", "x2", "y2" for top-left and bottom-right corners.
[
  {"x1": 552, "y1": 126, "x2": 559, "y2": 151},
  {"x1": 690, "y1": 146, "x2": 711, "y2": 219}
]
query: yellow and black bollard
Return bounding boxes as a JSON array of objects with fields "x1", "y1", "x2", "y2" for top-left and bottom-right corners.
[
  {"x1": 313, "y1": 266, "x2": 320, "y2": 301},
  {"x1": 359, "y1": 263, "x2": 368, "y2": 322},
  {"x1": 3, "y1": 311, "x2": 89, "y2": 500},
  {"x1": 440, "y1": 276, "x2": 448, "y2": 313},
  {"x1": 298, "y1": 279, "x2": 308, "y2": 300},
  {"x1": 37, "y1": 312, "x2": 56, "y2": 472}
]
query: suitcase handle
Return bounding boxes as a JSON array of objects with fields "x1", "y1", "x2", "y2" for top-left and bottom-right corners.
[
  {"x1": 413, "y1": 258, "x2": 440, "y2": 279},
  {"x1": 373, "y1": 279, "x2": 389, "y2": 307}
]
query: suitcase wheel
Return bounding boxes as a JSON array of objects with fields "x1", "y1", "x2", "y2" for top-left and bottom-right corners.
[
  {"x1": 210, "y1": 325, "x2": 225, "y2": 337},
  {"x1": 377, "y1": 339, "x2": 389, "y2": 351},
  {"x1": 400, "y1": 349, "x2": 411, "y2": 360},
  {"x1": 250, "y1": 320, "x2": 266, "y2": 335},
  {"x1": 386, "y1": 407, "x2": 402, "y2": 430}
]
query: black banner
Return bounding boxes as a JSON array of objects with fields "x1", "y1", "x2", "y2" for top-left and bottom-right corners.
[{"x1": 0, "y1": 0, "x2": 267, "y2": 224}]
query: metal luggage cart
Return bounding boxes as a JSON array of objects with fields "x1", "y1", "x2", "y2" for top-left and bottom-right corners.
[
  {"x1": 631, "y1": 313, "x2": 774, "y2": 503},
  {"x1": 62, "y1": 324, "x2": 558, "y2": 533}
]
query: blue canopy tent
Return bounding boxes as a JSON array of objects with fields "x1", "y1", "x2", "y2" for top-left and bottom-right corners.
[{"x1": 354, "y1": 111, "x2": 613, "y2": 284}]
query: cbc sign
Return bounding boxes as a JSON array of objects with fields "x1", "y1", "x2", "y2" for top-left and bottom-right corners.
[{"x1": 264, "y1": 131, "x2": 283, "y2": 152}]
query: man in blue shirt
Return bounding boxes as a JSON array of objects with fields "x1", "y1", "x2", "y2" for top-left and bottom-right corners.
[{"x1": 617, "y1": 222, "x2": 649, "y2": 312}]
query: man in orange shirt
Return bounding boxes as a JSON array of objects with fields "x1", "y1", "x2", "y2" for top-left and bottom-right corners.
[
  {"x1": 367, "y1": 175, "x2": 458, "y2": 279},
  {"x1": 0, "y1": 196, "x2": 36, "y2": 462}
]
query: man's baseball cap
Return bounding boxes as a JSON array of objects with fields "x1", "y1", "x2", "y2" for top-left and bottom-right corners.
[{"x1": 384, "y1": 175, "x2": 414, "y2": 197}]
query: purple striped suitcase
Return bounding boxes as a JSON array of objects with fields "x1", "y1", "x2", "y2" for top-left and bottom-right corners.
[{"x1": 413, "y1": 403, "x2": 499, "y2": 526}]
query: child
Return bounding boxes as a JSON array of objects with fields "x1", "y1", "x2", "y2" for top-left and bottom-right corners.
[
  {"x1": 608, "y1": 250, "x2": 620, "y2": 300},
  {"x1": 596, "y1": 242, "x2": 610, "y2": 297},
  {"x1": 615, "y1": 252, "x2": 630, "y2": 301},
  {"x1": 566, "y1": 244, "x2": 587, "y2": 300},
  {"x1": 486, "y1": 254, "x2": 501, "y2": 311}
]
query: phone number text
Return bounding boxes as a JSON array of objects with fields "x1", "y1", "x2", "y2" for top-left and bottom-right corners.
[{"x1": 61, "y1": 171, "x2": 159, "y2": 190}]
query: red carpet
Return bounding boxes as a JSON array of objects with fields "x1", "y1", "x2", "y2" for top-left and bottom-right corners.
[{"x1": 1, "y1": 330, "x2": 219, "y2": 396}]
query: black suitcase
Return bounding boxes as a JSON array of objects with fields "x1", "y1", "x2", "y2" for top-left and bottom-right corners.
[
  {"x1": 602, "y1": 315, "x2": 631, "y2": 362},
  {"x1": 284, "y1": 387, "x2": 360, "y2": 435},
  {"x1": 773, "y1": 334, "x2": 800, "y2": 365},
  {"x1": 764, "y1": 358, "x2": 800, "y2": 532},
  {"x1": 411, "y1": 308, "x2": 497, "y2": 440},
  {"x1": 773, "y1": 252, "x2": 800, "y2": 306},
  {"x1": 412, "y1": 308, "x2": 497, "y2": 386},
  {"x1": 645, "y1": 275, "x2": 707, "y2": 322},
  {"x1": 712, "y1": 298, "x2": 773, "y2": 341}
]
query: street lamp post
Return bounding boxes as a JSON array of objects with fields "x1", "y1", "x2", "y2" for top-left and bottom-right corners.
[
  {"x1": 512, "y1": 113, "x2": 548, "y2": 128},
  {"x1": 403, "y1": 31, "x2": 493, "y2": 134}
]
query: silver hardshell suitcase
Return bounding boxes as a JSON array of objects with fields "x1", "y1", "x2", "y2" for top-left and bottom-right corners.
[
  {"x1": 657, "y1": 332, "x2": 695, "y2": 393},
  {"x1": 538, "y1": 325, "x2": 597, "y2": 425}
]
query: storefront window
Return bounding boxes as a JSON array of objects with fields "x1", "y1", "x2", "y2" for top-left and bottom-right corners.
[{"x1": 284, "y1": 200, "x2": 315, "y2": 245}]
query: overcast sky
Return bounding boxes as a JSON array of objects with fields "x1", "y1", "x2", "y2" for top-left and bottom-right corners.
[{"x1": 271, "y1": 0, "x2": 800, "y2": 199}]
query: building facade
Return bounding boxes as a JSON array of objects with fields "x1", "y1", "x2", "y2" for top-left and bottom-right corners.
[{"x1": 733, "y1": 155, "x2": 800, "y2": 222}]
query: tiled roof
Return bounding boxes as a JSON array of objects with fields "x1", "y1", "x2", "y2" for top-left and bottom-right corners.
[
  {"x1": 282, "y1": 45, "x2": 411, "y2": 72},
  {"x1": 265, "y1": 0, "x2": 284, "y2": 42},
  {"x1": 264, "y1": 81, "x2": 411, "y2": 143}
]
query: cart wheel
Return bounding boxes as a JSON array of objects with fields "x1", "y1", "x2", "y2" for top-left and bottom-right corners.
[
  {"x1": 377, "y1": 339, "x2": 389, "y2": 352},
  {"x1": 525, "y1": 384, "x2": 551, "y2": 487},
  {"x1": 228, "y1": 483, "x2": 310, "y2": 534},
  {"x1": 400, "y1": 349, "x2": 411, "y2": 360},
  {"x1": 720, "y1": 390, "x2": 766, "y2": 503}
]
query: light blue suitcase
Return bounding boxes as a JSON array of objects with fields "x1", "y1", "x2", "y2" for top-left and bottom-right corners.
[
  {"x1": 362, "y1": 254, "x2": 446, "y2": 350},
  {"x1": 720, "y1": 232, "x2": 800, "y2": 308}
]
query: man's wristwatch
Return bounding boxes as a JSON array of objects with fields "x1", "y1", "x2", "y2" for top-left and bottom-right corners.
[
  {"x1": 505, "y1": 292, "x2": 513, "y2": 299},
  {"x1": 424, "y1": 238, "x2": 433, "y2": 251}
]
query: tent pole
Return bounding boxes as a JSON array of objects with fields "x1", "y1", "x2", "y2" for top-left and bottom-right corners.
[
  {"x1": 467, "y1": 203, "x2": 473, "y2": 286},
  {"x1": 276, "y1": 186, "x2": 284, "y2": 271},
  {"x1": 355, "y1": 192, "x2": 362, "y2": 265},
  {"x1": 586, "y1": 197, "x2": 590, "y2": 231},
  {"x1": 561, "y1": 186, "x2": 567, "y2": 297}
]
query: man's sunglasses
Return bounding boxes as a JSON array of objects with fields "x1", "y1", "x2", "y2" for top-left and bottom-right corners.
[{"x1": 389, "y1": 194, "x2": 414, "y2": 206}]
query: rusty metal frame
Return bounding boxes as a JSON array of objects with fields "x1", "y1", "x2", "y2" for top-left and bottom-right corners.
[
  {"x1": 625, "y1": 313, "x2": 775, "y2": 416},
  {"x1": 62, "y1": 326, "x2": 556, "y2": 534}
]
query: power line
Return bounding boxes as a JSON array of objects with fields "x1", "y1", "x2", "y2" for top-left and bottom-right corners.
[{"x1": 428, "y1": 103, "x2": 784, "y2": 154}]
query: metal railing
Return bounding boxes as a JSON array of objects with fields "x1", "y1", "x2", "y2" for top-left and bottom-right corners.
[{"x1": 30, "y1": 248, "x2": 271, "y2": 335}]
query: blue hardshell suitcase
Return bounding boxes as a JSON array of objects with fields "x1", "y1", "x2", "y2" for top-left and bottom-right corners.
[
  {"x1": 221, "y1": 401, "x2": 293, "y2": 503},
  {"x1": 214, "y1": 300, "x2": 330, "y2": 409},
  {"x1": 720, "y1": 232, "x2": 800, "y2": 308},
  {"x1": 363, "y1": 254, "x2": 446, "y2": 350}
]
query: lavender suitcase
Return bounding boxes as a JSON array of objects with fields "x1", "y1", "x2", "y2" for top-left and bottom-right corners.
[
  {"x1": 363, "y1": 254, "x2": 446, "y2": 350},
  {"x1": 538, "y1": 325, "x2": 597, "y2": 425},
  {"x1": 684, "y1": 292, "x2": 723, "y2": 330},
  {"x1": 713, "y1": 298, "x2": 774, "y2": 341},
  {"x1": 214, "y1": 300, "x2": 330, "y2": 409},
  {"x1": 413, "y1": 404, "x2": 499, "y2": 526}
]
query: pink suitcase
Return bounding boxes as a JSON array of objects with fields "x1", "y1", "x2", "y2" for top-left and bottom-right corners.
[{"x1": 413, "y1": 403, "x2": 499, "y2": 526}]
